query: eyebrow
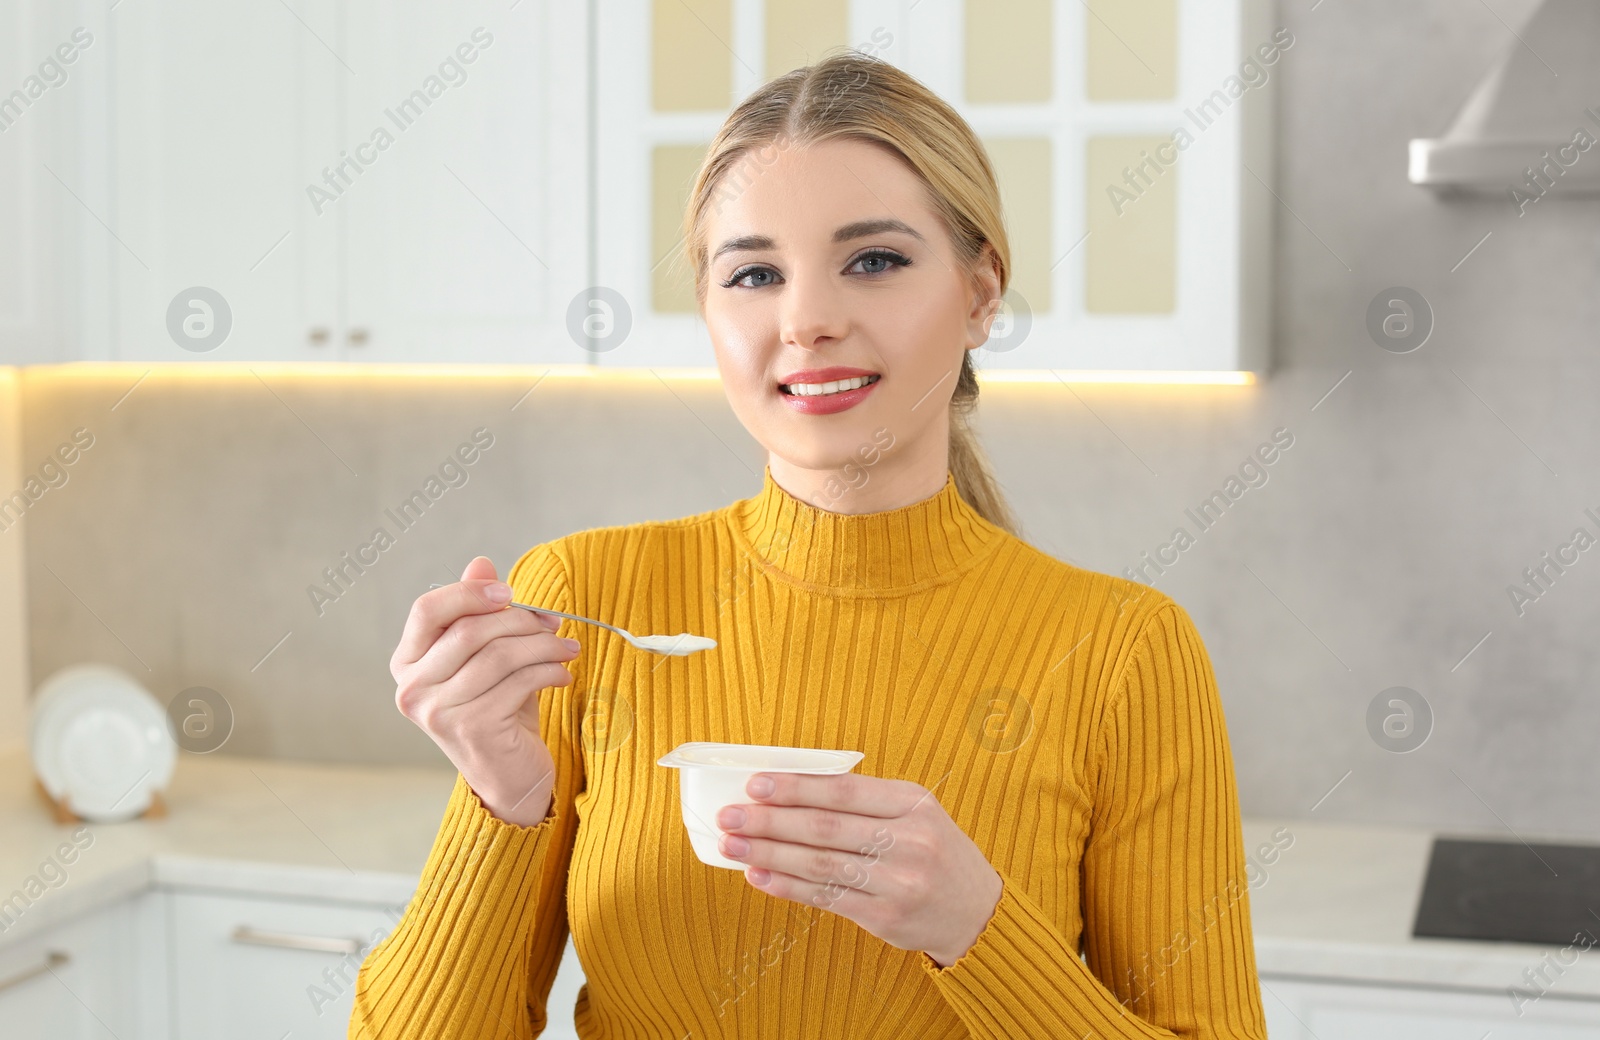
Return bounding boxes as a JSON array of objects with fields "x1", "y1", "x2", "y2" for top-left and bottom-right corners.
[{"x1": 710, "y1": 218, "x2": 925, "y2": 263}]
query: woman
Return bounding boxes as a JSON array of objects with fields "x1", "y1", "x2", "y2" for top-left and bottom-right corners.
[{"x1": 352, "y1": 51, "x2": 1268, "y2": 1040}]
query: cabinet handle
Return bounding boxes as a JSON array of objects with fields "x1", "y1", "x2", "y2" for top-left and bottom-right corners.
[
  {"x1": 231, "y1": 926, "x2": 363, "y2": 956},
  {"x1": 347, "y1": 327, "x2": 369, "y2": 346},
  {"x1": 0, "y1": 950, "x2": 69, "y2": 993},
  {"x1": 308, "y1": 326, "x2": 330, "y2": 346}
]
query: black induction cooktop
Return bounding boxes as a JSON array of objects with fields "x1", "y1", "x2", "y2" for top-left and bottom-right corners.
[{"x1": 1413, "y1": 837, "x2": 1600, "y2": 946}]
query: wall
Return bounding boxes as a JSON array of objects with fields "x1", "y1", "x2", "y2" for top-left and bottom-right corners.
[
  {"x1": 17, "y1": 0, "x2": 1600, "y2": 842},
  {"x1": 0, "y1": 371, "x2": 28, "y2": 751}
]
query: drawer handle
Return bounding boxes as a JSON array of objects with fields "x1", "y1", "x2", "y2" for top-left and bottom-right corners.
[
  {"x1": 231, "y1": 926, "x2": 363, "y2": 956},
  {"x1": 0, "y1": 950, "x2": 69, "y2": 993}
]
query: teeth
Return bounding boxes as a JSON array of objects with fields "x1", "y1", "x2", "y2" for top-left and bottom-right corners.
[{"x1": 784, "y1": 374, "x2": 879, "y2": 397}]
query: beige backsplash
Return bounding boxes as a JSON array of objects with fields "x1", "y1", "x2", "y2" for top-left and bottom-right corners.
[{"x1": 10, "y1": 360, "x2": 1600, "y2": 842}]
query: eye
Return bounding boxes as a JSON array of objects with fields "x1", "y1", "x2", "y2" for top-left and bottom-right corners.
[
  {"x1": 717, "y1": 248, "x2": 912, "y2": 289},
  {"x1": 848, "y1": 248, "x2": 912, "y2": 276},
  {"x1": 720, "y1": 265, "x2": 781, "y2": 289}
]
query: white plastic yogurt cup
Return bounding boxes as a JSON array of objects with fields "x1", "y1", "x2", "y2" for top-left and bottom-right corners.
[{"x1": 657, "y1": 741, "x2": 866, "y2": 869}]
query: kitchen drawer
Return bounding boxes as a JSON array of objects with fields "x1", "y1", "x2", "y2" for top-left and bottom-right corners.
[
  {"x1": 1262, "y1": 975, "x2": 1600, "y2": 1039},
  {"x1": 166, "y1": 888, "x2": 404, "y2": 1040},
  {"x1": 0, "y1": 895, "x2": 150, "y2": 1040}
]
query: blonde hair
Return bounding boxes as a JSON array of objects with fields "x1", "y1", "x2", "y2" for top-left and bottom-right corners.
[{"x1": 680, "y1": 49, "x2": 1023, "y2": 538}]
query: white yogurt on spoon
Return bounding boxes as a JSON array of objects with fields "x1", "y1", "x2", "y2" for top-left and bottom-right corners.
[{"x1": 632, "y1": 633, "x2": 718, "y2": 656}]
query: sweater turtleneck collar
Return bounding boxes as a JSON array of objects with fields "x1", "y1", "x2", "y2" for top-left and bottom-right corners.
[{"x1": 730, "y1": 464, "x2": 1006, "y2": 596}]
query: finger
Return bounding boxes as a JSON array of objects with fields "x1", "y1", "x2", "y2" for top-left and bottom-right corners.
[
  {"x1": 741, "y1": 865, "x2": 879, "y2": 920},
  {"x1": 412, "y1": 606, "x2": 566, "y2": 686},
  {"x1": 718, "y1": 803, "x2": 888, "y2": 856},
  {"x1": 720, "y1": 832, "x2": 887, "y2": 892},
  {"x1": 468, "y1": 658, "x2": 576, "y2": 725},
  {"x1": 463, "y1": 555, "x2": 566, "y2": 631},
  {"x1": 394, "y1": 578, "x2": 516, "y2": 667},
  {"x1": 434, "y1": 630, "x2": 578, "y2": 711},
  {"x1": 411, "y1": 659, "x2": 571, "y2": 742},
  {"x1": 744, "y1": 771, "x2": 927, "y2": 818}
]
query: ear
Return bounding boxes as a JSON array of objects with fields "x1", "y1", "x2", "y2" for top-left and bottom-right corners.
[{"x1": 964, "y1": 243, "x2": 1004, "y2": 351}]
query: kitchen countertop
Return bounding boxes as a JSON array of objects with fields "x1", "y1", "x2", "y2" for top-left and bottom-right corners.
[
  {"x1": 3, "y1": 746, "x2": 1596, "y2": 1000},
  {"x1": 0, "y1": 744, "x2": 452, "y2": 944},
  {"x1": 1241, "y1": 814, "x2": 1600, "y2": 999}
]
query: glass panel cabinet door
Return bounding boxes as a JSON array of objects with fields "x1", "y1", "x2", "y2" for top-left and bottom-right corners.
[{"x1": 591, "y1": 0, "x2": 1275, "y2": 374}]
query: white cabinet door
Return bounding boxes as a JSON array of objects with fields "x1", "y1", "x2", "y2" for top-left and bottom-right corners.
[
  {"x1": 167, "y1": 888, "x2": 405, "y2": 1040},
  {"x1": 0, "y1": 4, "x2": 66, "y2": 365},
  {"x1": 107, "y1": 0, "x2": 342, "y2": 363},
  {"x1": 0, "y1": 895, "x2": 148, "y2": 1040},
  {"x1": 99, "y1": 1, "x2": 592, "y2": 364},
  {"x1": 339, "y1": 2, "x2": 592, "y2": 364},
  {"x1": 1262, "y1": 976, "x2": 1600, "y2": 1039}
]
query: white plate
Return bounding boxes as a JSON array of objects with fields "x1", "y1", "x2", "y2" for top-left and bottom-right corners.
[{"x1": 29, "y1": 664, "x2": 177, "y2": 823}]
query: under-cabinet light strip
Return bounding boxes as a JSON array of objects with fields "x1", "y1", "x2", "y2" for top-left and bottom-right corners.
[{"x1": 10, "y1": 364, "x2": 1257, "y2": 386}]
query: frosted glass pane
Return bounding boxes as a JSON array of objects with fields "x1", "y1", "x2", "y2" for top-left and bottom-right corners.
[
  {"x1": 1085, "y1": 136, "x2": 1176, "y2": 313},
  {"x1": 653, "y1": 0, "x2": 733, "y2": 111},
  {"x1": 653, "y1": 144, "x2": 710, "y2": 313},
  {"x1": 1085, "y1": 0, "x2": 1177, "y2": 101},
  {"x1": 966, "y1": 0, "x2": 1052, "y2": 103},
  {"x1": 983, "y1": 137, "x2": 1053, "y2": 314},
  {"x1": 766, "y1": 0, "x2": 848, "y2": 77}
]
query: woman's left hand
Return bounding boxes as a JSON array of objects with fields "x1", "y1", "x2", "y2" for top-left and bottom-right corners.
[{"x1": 715, "y1": 772, "x2": 1003, "y2": 967}]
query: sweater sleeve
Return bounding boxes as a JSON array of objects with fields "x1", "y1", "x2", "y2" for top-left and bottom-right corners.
[
  {"x1": 350, "y1": 541, "x2": 586, "y2": 1039},
  {"x1": 918, "y1": 602, "x2": 1269, "y2": 1039}
]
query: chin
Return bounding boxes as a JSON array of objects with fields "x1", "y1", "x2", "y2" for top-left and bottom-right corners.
[{"x1": 777, "y1": 441, "x2": 873, "y2": 472}]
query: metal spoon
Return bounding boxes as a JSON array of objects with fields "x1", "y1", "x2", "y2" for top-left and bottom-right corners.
[{"x1": 427, "y1": 584, "x2": 716, "y2": 657}]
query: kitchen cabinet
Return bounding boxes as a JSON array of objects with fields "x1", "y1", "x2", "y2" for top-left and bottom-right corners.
[
  {"x1": 0, "y1": 4, "x2": 98, "y2": 365},
  {"x1": 0, "y1": 893, "x2": 159, "y2": 1039},
  {"x1": 592, "y1": 0, "x2": 1274, "y2": 373},
  {"x1": 1261, "y1": 975, "x2": 1600, "y2": 1039},
  {"x1": 72, "y1": 0, "x2": 591, "y2": 363},
  {"x1": 166, "y1": 888, "x2": 406, "y2": 1039},
  {"x1": 0, "y1": 884, "x2": 588, "y2": 1040},
  {"x1": 335, "y1": 1, "x2": 591, "y2": 364},
  {"x1": 21, "y1": 0, "x2": 1270, "y2": 373},
  {"x1": 101, "y1": 0, "x2": 336, "y2": 364}
]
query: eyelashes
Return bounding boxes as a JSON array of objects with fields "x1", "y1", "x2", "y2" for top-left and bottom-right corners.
[
  {"x1": 718, "y1": 248, "x2": 913, "y2": 289},
  {"x1": 851, "y1": 249, "x2": 912, "y2": 277},
  {"x1": 719, "y1": 266, "x2": 775, "y2": 290}
]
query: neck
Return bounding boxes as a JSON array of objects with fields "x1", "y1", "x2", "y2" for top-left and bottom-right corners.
[{"x1": 767, "y1": 439, "x2": 950, "y2": 516}]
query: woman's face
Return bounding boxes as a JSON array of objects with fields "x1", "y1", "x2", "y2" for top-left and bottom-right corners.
[{"x1": 701, "y1": 136, "x2": 1000, "y2": 477}]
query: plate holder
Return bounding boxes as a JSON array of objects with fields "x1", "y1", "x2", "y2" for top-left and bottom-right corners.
[{"x1": 33, "y1": 776, "x2": 168, "y2": 824}]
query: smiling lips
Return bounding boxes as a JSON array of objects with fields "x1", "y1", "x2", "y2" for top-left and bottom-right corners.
[
  {"x1": 778, "y1": 364, "x2": 876, "y2": 386},
  {"x1": 781, "y1": 374, "x2": 880, "y2": 397},
  {"x1": 777, "y1": 371, "x2": 882, "y2": 414}
]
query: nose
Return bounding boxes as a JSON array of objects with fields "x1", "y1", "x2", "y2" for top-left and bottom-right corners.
[{"x1": 777, "y1": 268, "x2": 849, "y2": 351}]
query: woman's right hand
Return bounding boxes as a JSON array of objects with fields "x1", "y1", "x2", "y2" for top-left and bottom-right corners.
[{"x1": 390, "y1": 555, "x2": 581, "y2": 827}]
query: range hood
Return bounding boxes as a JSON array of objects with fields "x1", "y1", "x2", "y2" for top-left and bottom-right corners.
[{"x1": 1409, "y1": 0, "x2": 1600, "y2": 195}]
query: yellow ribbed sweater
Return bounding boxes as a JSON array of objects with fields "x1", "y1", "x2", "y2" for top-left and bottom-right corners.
[{"x1": 350, "y1": 466, "x2": 1268, "y2": 1039}]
